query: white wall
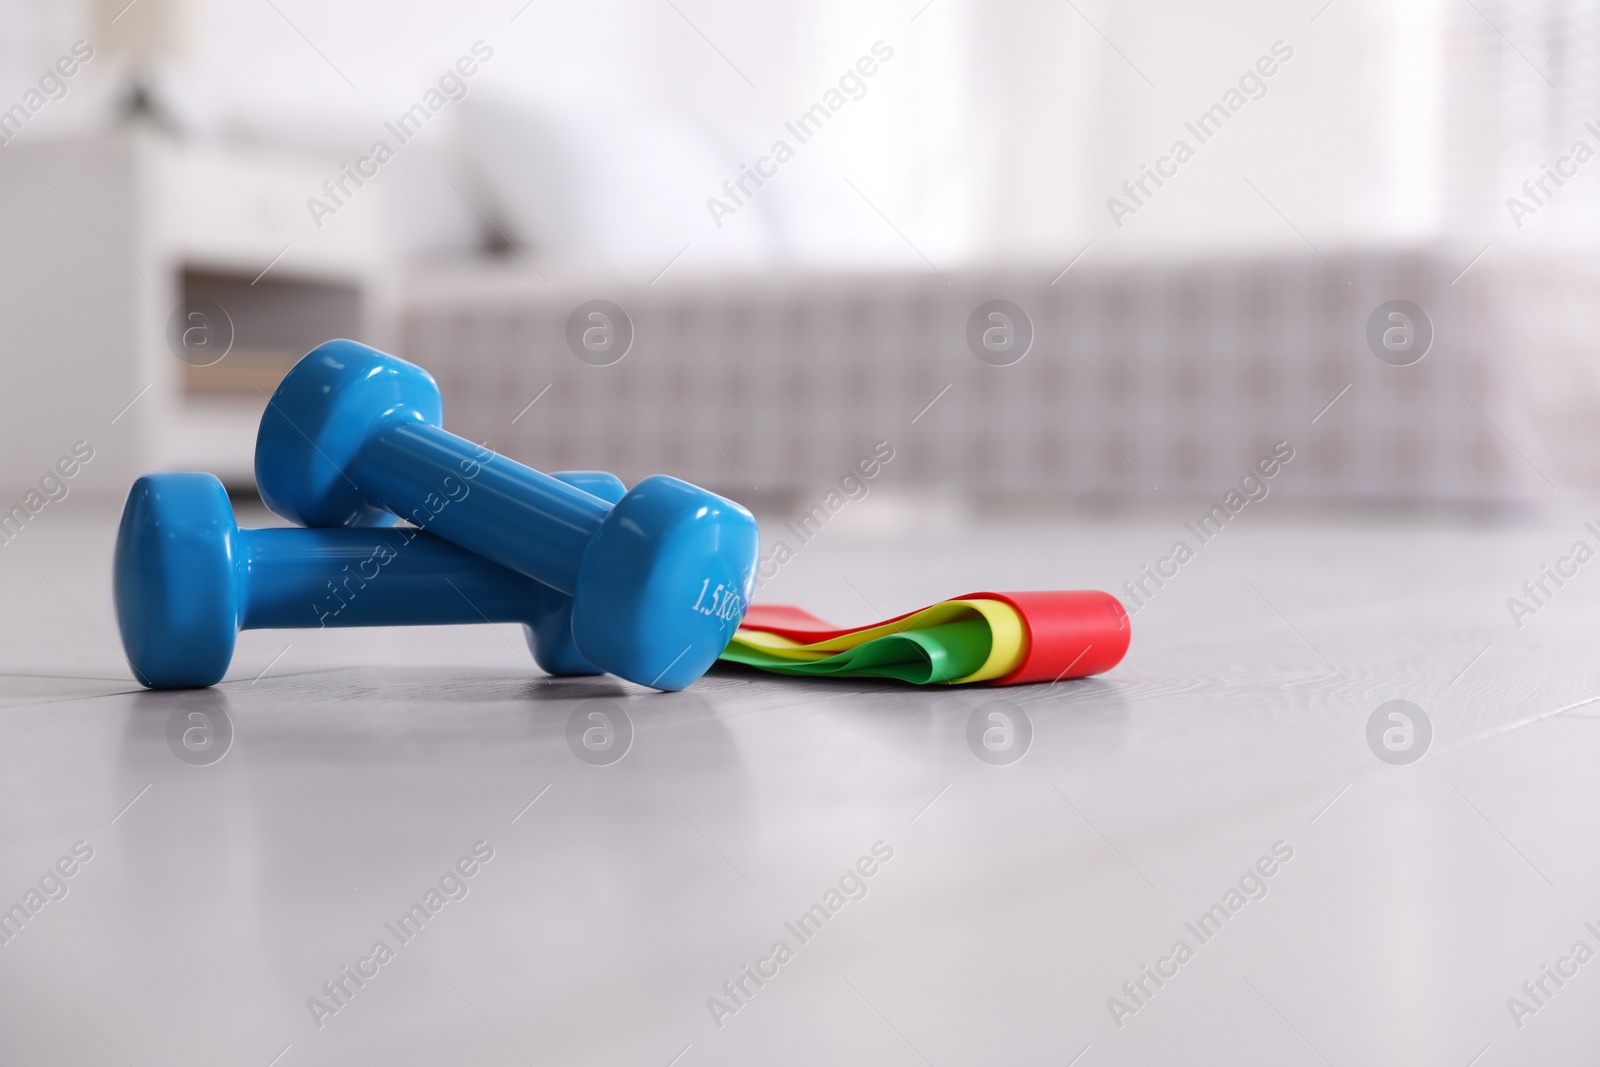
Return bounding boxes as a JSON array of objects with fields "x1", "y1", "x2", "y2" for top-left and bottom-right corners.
[{"x1": 3, "y1": 0, "x2": 1598, "y2": 269}]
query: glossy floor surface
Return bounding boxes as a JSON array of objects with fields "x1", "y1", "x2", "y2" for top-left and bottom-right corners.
[{"x1": 2, "y1": 501, "x2": 1598, "y2": 1066}]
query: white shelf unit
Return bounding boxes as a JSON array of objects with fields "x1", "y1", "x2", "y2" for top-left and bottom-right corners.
[{"x1": 0, "y1": 131, "x2": 393, "y2": 504}]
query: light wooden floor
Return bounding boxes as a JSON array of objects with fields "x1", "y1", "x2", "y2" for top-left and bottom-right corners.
[{"x1": 1, "y1": 500, "x2": 1597, "y2": 1066}]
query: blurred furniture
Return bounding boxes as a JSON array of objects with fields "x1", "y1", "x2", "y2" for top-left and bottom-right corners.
[
  {"x1": 0, "y1": 132, "x2": 392, "y2": 501},
  {"x1": 93, "y1": 0, "x2": 192, "y2": 130},
  {"x1": 401, "y1": 249, "x2": 1598, "y2": 508}
]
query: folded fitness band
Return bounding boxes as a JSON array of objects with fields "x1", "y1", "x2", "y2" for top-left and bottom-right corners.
[{"x1": 720, "y1": 590, "x2": 1130, "y2": 685}]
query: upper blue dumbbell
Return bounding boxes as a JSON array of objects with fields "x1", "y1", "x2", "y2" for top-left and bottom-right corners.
[
  {"x1": 254, "y1": 340, "x2": 759, "y2": 691},
  {"x1": 524, "y1": 470, "x2": 626, "y2": 676},
  {"x1": 114, "y1": 472, "x2": 631, "y2": 689}
]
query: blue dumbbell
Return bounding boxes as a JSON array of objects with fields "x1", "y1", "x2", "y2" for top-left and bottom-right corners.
[
  {"x1": 254, "y1": 340, "x2": 758, "y2": 692},
  {"x1": 519, "y1": 469, "x2": 625, "y2": 675},
  {"x1": 114, "y1": 472, "x2": 630, "y2": 688}
]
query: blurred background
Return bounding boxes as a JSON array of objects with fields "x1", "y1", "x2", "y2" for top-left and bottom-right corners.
[
  {"x1": 2, "y1": 0, "x2": 1598, "y2": 514},
  {"x1": 7, "y1": 8, "x2": 1600, "y2": 1064}
]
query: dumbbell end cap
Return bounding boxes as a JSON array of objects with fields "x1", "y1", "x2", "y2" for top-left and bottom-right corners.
[
  {"x1": 113, "y1": 473, "x2": 241, "y2": 689},
  {"x1": 255, "y1": 340, "x2": 443, "y2": 527},
  {"x1": 571, "y1": 475, "x2": 759, "y2": 691}
]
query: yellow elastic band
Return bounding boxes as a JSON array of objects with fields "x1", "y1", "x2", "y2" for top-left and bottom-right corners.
[{"x1": 947, "y1": 599, "x2": 1027, "y2": 684}]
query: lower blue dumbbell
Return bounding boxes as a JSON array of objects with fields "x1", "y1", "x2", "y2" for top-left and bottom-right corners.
[{"x1": 114, "y1": 471, "x2": 628, "y2": 689}]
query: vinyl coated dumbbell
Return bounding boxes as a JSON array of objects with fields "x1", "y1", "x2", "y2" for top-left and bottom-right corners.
[
  {"x1": 254, "y1": 340, "x2": 759, "y2": 692},
  {"x1": 114, "y1": 472, "x2": 631, "y2": 688},
  {"x1": 520, "y1": 469, "x2": 625, "y2": 675}
]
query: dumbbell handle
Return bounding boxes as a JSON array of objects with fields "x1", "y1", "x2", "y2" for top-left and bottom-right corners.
[
  {"x1": 354, "y1": 421, "x2": 608, "y2": 595},
  {"x1": 240, "y1": 525, "x2": 541, "y2": 630}
]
